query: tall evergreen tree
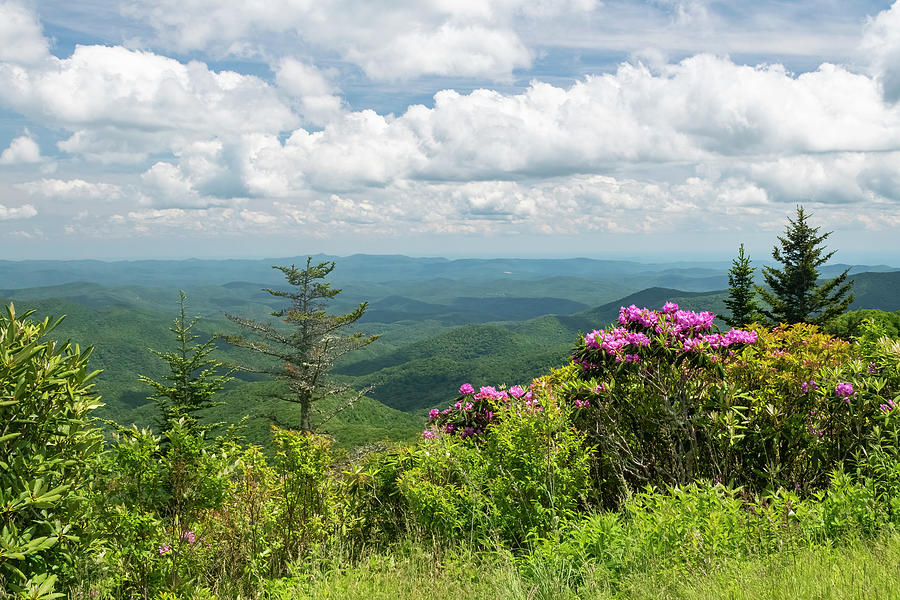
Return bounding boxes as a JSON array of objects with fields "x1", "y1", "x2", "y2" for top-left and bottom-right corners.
[
  {"x1": 756, "y1": 206, "x2": 854, "y2": 326},
  {"x1": 139, "y1": 291, "x2": 234, "y2": 436},
  {"x1": 222, "y1": 258, "x2": 379, "y2": 432},
  {"x1": 723, "y1": 243, "x2": 761, "y2": 327}
]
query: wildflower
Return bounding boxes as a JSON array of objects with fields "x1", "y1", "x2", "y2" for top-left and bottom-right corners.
[
  {"x1": 835, "y1": 382, "x2": 855, "y2": 401},
  {"x1": 181, "y1": 531, "x2": 196, "y2": 545},
  {"x1": 422, "y1": 430, "x2": 436, "y2": 439},
  {"x1": 868, "y1": 362, "x2": 879, "y2": 375},
  {"x1": 509, "y1": 385, "x2": 526, "y2": 398},
  {"x1": 429, "y1": 409, "x2": 440, "y2": 420},
  {"x1": 574, "y1": 399, "x2": 589, "y2": 409},
  {"x1": 459, "y1": 383, "x2": 475, "y2": 395},
  {"x1": 158, "y1": 543, "x2": 171, "y2": 555}
]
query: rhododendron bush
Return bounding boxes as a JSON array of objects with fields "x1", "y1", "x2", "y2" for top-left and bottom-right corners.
[{"x1": 423, "y1": 304, "x2": 900, "y2": 506}]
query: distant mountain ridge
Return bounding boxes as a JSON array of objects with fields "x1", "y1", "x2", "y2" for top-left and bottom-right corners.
[
  {"x1": 3, "y1": 254, "x2": 894, "y2": 290},
  {"x1": 3, "y1": 258, "x2": 900, "y2": 440}
]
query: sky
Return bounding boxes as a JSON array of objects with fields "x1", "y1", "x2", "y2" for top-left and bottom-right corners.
[{"x1": 1, "y1": 0, "x2": 900, "y2": 263}]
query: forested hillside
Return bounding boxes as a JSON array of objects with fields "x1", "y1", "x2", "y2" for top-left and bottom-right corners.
[{"x1": 3, "y1": 256, "x2": 900, "y2": 441}]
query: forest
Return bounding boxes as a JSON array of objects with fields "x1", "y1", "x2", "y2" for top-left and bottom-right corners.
[{"x1": 4, "y1": 210, "x2": 900, "y2": 599}]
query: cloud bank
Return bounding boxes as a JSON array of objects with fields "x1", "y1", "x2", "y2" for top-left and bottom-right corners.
[{"x1": 0, "y1": 0, "x2": 899, "y2": 258}]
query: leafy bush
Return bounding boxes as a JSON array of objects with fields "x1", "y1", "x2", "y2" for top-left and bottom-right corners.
[
  {"x1": 0, "y1": 304, "x2": 104, "y2": 597},
  {"x1": 558, "y1": 303, "x2": 757, "y2": 503},
  {"x1": 401, "y1": 383, "x2": 590, "y2": 547},
  {"x1": 87, "y1": 421, "x2": 235, "y2": 598}
]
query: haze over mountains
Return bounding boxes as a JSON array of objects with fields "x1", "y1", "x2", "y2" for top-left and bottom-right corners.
[{"x1": 2, "y1": 255, "x2": 899, "y2": 447}]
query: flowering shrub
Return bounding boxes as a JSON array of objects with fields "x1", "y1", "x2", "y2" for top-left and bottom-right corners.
[
  {"x1": 723, "y1": 321, "x2": 900, "y2": 491},
  {"x1": 556, "y1": 303, "x2": 758, "y2": 503},
  {"x1": 405, "y1": 382, "x2": 589, "y2": 546},
  {"x1": 424, "y1": 382, "x2": 533, "y2": 440},
  {"x1": 574, "y1": 302, "x2": 757, "y2": 373}
]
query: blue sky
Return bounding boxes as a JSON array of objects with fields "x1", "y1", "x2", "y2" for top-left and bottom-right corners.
[{"x1": 1, "y1": 0, "x2": 900, "y2": 263}]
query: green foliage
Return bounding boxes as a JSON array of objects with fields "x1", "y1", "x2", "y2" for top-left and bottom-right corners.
[
  {"x1": 556, "y1": 345, "x2": 731, "y2": 503},
  {"x1": 722, "y1": 323, "x2": 900, "y2": 491},
  {"x1": 269, "y1": 428, "x2": 336, "y2": 569},
  {"x1": 723, "y1": 243, "x2": 761, "y2": 328},
  {"x1": 139, "y1": 291, "x2": 235, "y2": 436},
  {"x1": 223, "y1": 258, "x2": 379, "y2": 431},
  {"x1": 86, "y1": 421, "x2": 236, "y2": 598},
  {"x1": 757, "y1": 206, "x2": 854, "y2": 326},
  {"x1": 826, "y1": 308, "x2": 900, "y2": 340},
  {"x1": 384, "y1": 389, "x2": 591, "y2": 548},
  {"x1": 0, "y1": 303, "x2": 104, "y2": 596}
]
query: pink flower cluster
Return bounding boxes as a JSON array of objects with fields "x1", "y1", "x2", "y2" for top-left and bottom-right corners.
[
  {"x1": 835, "y1": 382, "x2": 855, "y2": 402},
  {"x1": 422, "y1": 382, "x2": 533, "y2": 440},
  {"x1": 880, "y1": 398, "x2": 897, "y2": 413},
  {"x1": 575, "y1": 302, "x2": 758, "y2": 373}
]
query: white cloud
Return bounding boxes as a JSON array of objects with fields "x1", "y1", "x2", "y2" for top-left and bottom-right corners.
[
  {"x1": 274, "y1": 58, "x2": 343, "y2": 126},
  {"x1": 221, "y1": 55, "x2": 900, "y2": 200},
  {"x1": 119, "y1": 0, "x2": 600, "y2": 80},
  {"x1": 0, "y1": 40, "x2": 299, "y2": 161},
  {"x1": 862, "y1": 1, "x2": 900, "y2": 103},
  {"x1": 0, "y1": 203, "x2": 37, "y2": 220},
  {"x1": 16, "y1": 178, "x2": 122, "y2": 200},
  {"x1": 0, "y1": 133, "x2": 42, "y2": 165},
  {"x1": 0, "y1": 1, "x2": 49, "y2": 65}
]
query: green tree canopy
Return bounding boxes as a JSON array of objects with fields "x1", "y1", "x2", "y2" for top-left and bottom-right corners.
[
  {"x1": 139, "y1": 291, "x2": 234, "y2": 437},
  {"x1": 757, "y1": 206, "x2": 854, "y2": 326},
  {"x1": 222, "y1": 258, "x2": 379, "y2": 432},
  {"x1": 723, "y1": 243, "x2": 761, "y2": 328}
]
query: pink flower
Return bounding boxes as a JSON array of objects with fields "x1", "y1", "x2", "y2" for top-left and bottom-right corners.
[
  {"x1": 181, "y1": 531, "x2": 196, "y2": 544},
  {"x1": 158, "y1": 543, "x2": 171, "y2": 555},
  {"x1": 422, "y1": 430, "x2": 436, "y2": 439},
  {"x1": 459, "y1": 383, "x2": 475, "y2": 395},
  {"x1": 835, "y1": 382, "x2": 855, "y2": 399},
  {"x1": 429, "y1": 409, "x2": 440, "y2": 420},
  {"x1": 509, "y1": 385, "x2": 526, "y2": 398}
]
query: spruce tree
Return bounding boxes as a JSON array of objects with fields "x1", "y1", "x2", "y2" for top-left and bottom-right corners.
[
  {"x1": 139, "y1": 291, "x2": 234, "y2": 436},
  {"x1": 756, "y1": 206, "x2": 854, "y2": 326},
  {"x1": 723, "y1": 243, "x2": 761, "y2": 327},
  {"x1": 222, "y1": 257, "x2": 379, "y2": 432}
]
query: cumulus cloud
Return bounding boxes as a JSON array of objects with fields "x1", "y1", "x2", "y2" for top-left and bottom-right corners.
[
  {"x1": 222, "y1": 55, "x2": 900, "y2": 200},
  {"x1": 0, "y1": 1, "x2": 49, "y2": 65},
  {"x1": 862, "y1": 1, "x2": 900, "y2": 103},
  {"x1": 119, "y1": 0, "x2": 601, "y2": 80},
  {"x1": 16, "y1": 178, "x2": 122, "y2": 200},
  {"x1": 274, "y1": 59, "x2": 343, "y2": 126},
  {"x1": 0, "y1": 6, "x2": 299, "y2": 161},
  {"x1": 3, "y1": 0, "x2": 900, "y2": 251},
  {"x1": 0, "y1": 203, "x2": 37, "y2": 220},
  {"x1": 0, "y1": 133, "x2": 42, "y2": 165}
]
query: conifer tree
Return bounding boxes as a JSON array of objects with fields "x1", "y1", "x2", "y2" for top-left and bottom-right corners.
[
  {"x1": 222, "y1": 257, "x2": 379, "y2": 432},
  {"x1": 756, "y1": 206, "x2": 854, "y2": 326},
  {"x1": 723, "y1": 243, "x2": 761, "y2": 327},
  {"x1": 140, "y1": 291, "x2": 234, "y2": 436}
]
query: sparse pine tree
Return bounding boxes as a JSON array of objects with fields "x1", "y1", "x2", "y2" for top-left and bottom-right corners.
[
  {"x1": 139, "y1": 291, "x2": 234, "y2": 436},
  {"x1": 222, "y1": 257, "x2": 379, "y2": 432},
  {"x1": 723, "y1": 243, "x2": 761, "y2": 327},
  {"x1": 756, "y1": 206, "x2": 854, "y2": 326}
]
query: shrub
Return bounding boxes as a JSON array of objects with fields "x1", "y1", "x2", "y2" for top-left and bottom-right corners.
[
  {"x1": 561, "y1": 303, "x2": 757, "y2": 503},
  {"x1": 0, "y1": 304, "x2": 104, "y2": 597},
  {"x1": 407, "y1": 382, "x2": 590, "y2": 547}
]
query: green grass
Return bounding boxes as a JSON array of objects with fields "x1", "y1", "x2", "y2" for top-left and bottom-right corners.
[{"x1": 266, "y1": 533, "x2": 900, "y2": 600}]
